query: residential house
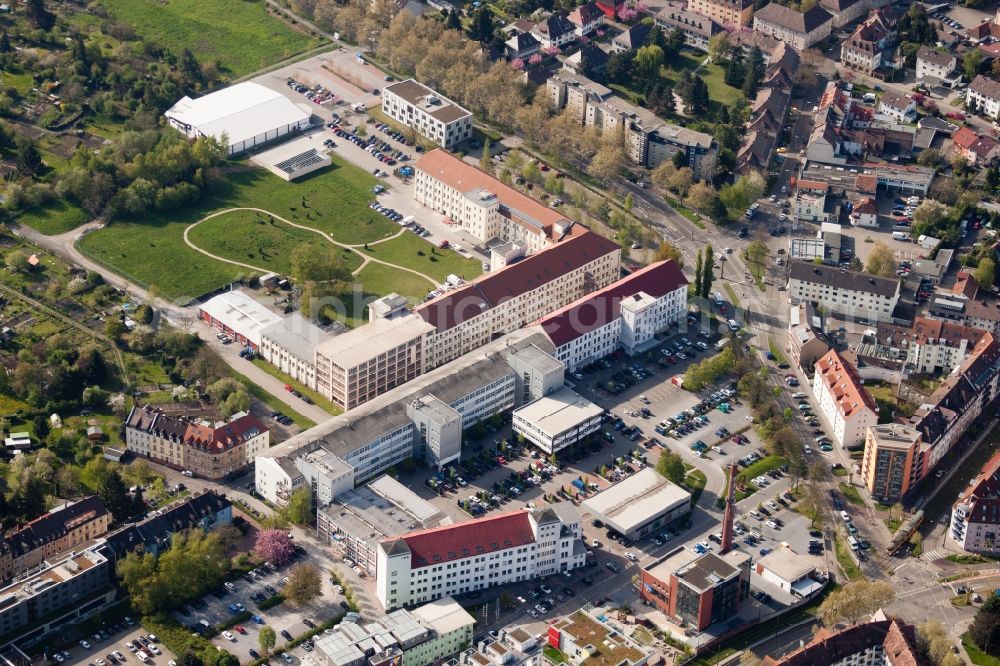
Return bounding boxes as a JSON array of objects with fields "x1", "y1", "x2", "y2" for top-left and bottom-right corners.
[
  {"x1": 763, "y1": 617, "x2": 922, "y2": 666},
  {"x1": 567, "y1": 2, "x2": 604, "y2": 37},
  {"x1": 752, "y1": 3, "x2": 833, "y2": 51},
  {"x1": 531, "y1": 14, "x2": 576, "y2": 49},
  {"x1": 818, "y1": 0, "x2": 870, "y2": 28},
  {"x1": 850, "y1": 196, "x2": 878, "y2": 227},
  {"x1": 610, "y1": 22, "x2": 651, "y2": 52},
  {"x1": 654, "y1": 5, "x2": 722, "y2": 51},
  {"x1": 951, "y1": 126, "x2": 1000, "y2": 166},
  {"x1": 795, "y1": 179, "x2": 832, "y2": 223},
  {"x1": 968, "y1": 75, "x2": 1000, "y2": 119},
  {"x1": 839, "y1": 7, "x2": 898, "y2": 75},
  {"x1": 916, "y1": 46, "x2": 957, "y2": 84},
  {"x1": 950, "y1": 451, "x2": 1000, "y2": 554},
  {"x1": 566, "y1": 44, "x2": 609, "y2": 77},
  {"x1": 877, "y1": 91, "x2": 916, "y2": 123},
  {"x1": 102, "y1": 490, "x2": 233, "y2": 560},
  {"x1": 787, "y1": 259, "x2": 901, "y2": 323},
  {"x1": 506, "y1": 31, "x2": 541, "y2": 60},
  {"x1": 736, "y1": 42, "x2": 799, "y2": 172},
  {"x1": 687, "y1": 0, "x2": 753, "y2": 27},
  {"x1": 788, "y1": 302, "x2": 829, "y2": 370}
]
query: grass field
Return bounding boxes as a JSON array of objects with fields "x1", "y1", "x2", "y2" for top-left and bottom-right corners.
[
  {"x1": 839, "y1": 482, "x2": 865, "y2": 506},
  {"x1": 187, "y1": 210, "x2": 364, "y2": 275},
  {"x1": 79, "y1": 160, "x2": 398, "y2": 300},
  {"x1": 835, "y1": 534, "x2": 862, "y2": 581},
  {"x1": 355, "y1": 262, "x2": 434, "y2": 305},
  {"x1": 700, "y1": 62, "x2": 743, "y2": 109},
  {"x1": 963, "y1": 633, "x2": 1000, "y2": 666},
  {"x1": 17, "y1": 200, "x2": 89, "y2": 235},
  {"x1": 99, "y1": 0, "x2": 322, "y2": 78},
  {"x1": 250, "y1": 359, "x2": 341, "y2": 417},
  {"x1": 362, "y1": 232, "x2": 482, "y2": 283}
]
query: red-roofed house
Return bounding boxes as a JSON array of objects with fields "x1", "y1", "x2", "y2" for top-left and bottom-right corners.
[
  {"x1": 376, "y1": 507, "x2": 585, "y2": 609},
  {"x1": 567, "y1": 1, "x2": 605, "y2": 37},
  {"x1": 951, "y1": 450, "x2": 1000, "y2": 553},
  {"x1": 850, "y1": 196, "x2": 878, "y2": 228},
  {"x1": 538, "y1": 261, "x2": 688, "y2": 370},
  {"x1": 813, "y1": 349, "x2": 879, "y2": 448},
  {"x1": 953, "y1": 127, "x2": 1000, "y2": 166}
]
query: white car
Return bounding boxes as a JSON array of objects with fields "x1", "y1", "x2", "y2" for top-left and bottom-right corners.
[
  {"x1": 126, "y1": 643, "x2": 137, "y2": 653},
  {"x1": 625, "y1": 552, "x2": 638, "y2": 561},
  {"x1": 149, "y1": 646, "x2": 161, "y2": 656},
  {"x1": 767, "y1": 501, "x2": 780, "y2": 512},
  {"x1": 712, "y1": 446, "x2": 724, "y2": 454},
  {"x1": 766, "y1": 520, "x2": 779, "y2": 529},
  {"x1": 80, "y1": 641, "x2": 91, "y2": 650},
  {"x1": 222, "y1": 631, "x2": 235, "y2": 641}
]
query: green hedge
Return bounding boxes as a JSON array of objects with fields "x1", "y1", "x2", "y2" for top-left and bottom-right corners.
[
  {"x1": 204, "y1": 610, "x2": 253, "y2": 638},
  {"x1": 143, "y1": 613, "x2": 234, "y2": 666},
  {"x1": 257, "y1": 593, "x2": 284, "y2": 611}
]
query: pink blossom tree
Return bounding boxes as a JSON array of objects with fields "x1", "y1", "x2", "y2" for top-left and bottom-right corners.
[
  {"x1": 616, "y1": 4, "x2": 638, "y2": 22},
  {"x1": 511, "y1": 57, "x2": 525, "y2": 71},
  {"x1": 528, "y1": 53, "x2": 543, "y2": 66},
  {"x1": 596, "y1": 28, "x2": 607, "y2": 37},
  {"x1": 543, "y1": 45, "x2": 560, "y2": 56},
  {"x1": 254, "y1": 528, "x2": 295, "y2": 565}
]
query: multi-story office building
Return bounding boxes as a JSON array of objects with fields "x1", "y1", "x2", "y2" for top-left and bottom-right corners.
[
  {"x1": 687, "y1": 0, "x2": 753, "y2": 27},
  {"x1": 259, "y1": 313, "x2": 328, "y2": 388},
  {"x1": 538, "y1": 260, "x2": 688, "y2": 371},
  {"x1": 951, "y1": 451, "x2": 1000, "y2": 554},
  {"x1": 414, "y1": 148, "x2": 575, "y2": 251},
  {"x1": 511, "y1": 387, "x2": 603, "y2": 454},
  {"x1": 256, "y1": 331, "x2": 559, "y2": 505},
  {"x1": 752, "y1": 3, "x2": 833, "y2": 50},
  {"x1": 812, "y1": 350, "x2": 879, "y2": 449},
  {"x1": 546, "y1": 72, "x2": 717, "y2": 179},
  {"x1": 381, "y1": 80, "x2": 472, "y2": 149},
  {"x1": 640, "y1": 547, "x2": 751, "y2": 631},
  {"x1": 0, "y1": 546, "x2": 117, "y2": 646},
  {"x1": 0, "y1": 496, "x2": 110, "y2": 583},
  {"x1": 762, "y1": 615, "x2": 921, "y2": 666},
  {"x1": 314, "y1": 313, "x2": 435, "y2": 410},
  {"x1": 968, "y1": 75, "x2": 1000, "y2": 119},
  {"x1": 861, "y1": 332, "x2": 1000, "y2": 502},
  {"x1": 317, "y1": 475, "x2": 446, "y2": 575},
  {"x1": 124, "y1": 406, "x2": 269, "y2": 479},
  {"x1": 861, "y1": 424, "x2": 923, "y2": 503},
  {"x1": 549, "y1": 609, "x2": 653, "y2": 666},
  {"x1": 376, "y1": 506, "x2": 585, "y2": 610},
  {"x1": 787, "y1": 260, "x2": 900, "y2": 323},
  {"x1": 314, "y1": 597, "x2": 475, "y2": 666},
  {"x1": 416, "y1": 232, "x2": 621, "y2": 370}
]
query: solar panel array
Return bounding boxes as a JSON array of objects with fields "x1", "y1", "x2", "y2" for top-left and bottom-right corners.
[{"x1": 276, "y1": 149, "x2": 325, "y2": 174}]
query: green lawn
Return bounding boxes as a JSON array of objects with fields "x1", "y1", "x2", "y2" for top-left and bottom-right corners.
[
  {"x1": 835, "y1": 534, "x2": 862, "y2": 581},
  {"x1": 685, "y1": 469, "x2": 707, "y2": 505},
  {"x1": 738, "y1": 455, "x2": 786, "y2": 488},
  {"x1": 250, "y1": 359, "x2": 341, "y2": 417},
  {"x1": 839, "y1": 482, "x2": 865, "y2": 506},
  {"x1": 767, "y1": 337, "x2": 787, "y2": 365},
  {"x1": 964, "y1": 633, "x2": 1000, "y2": 666},
  {"x1": 700, "y1": 62, "x2": 743, "y2": 109},
  {"x1": 17, "y1": 200, "x2": 89, "y2": 235},
  {"x1": 99, "y1": 0, "x2": 322, "y2": 78},
  {"x1": 79, "y1": 160, "x2": 398, "y2": 300},
  {"x1": 187, "y1": 210, "x2": 364, "y2": 276},
  {"x1": 362, "y1": 232, "x2": 482, "y2": 283},
  {"x1": 355, "y1": 262, "x2": 434, "y2": 305}
]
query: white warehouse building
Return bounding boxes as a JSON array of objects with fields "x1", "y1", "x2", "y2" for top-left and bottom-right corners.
[
  {"x1": 165, "y1": 81, "x2": 311, "y2": 156},
  {"x1": 376, "y1": 506, "x2": 586, "y2": 610},
  {"x1": 539, "y1": 260, "x2": 688, "y2": 371}
]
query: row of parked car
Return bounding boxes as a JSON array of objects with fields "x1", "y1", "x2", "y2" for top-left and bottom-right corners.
[{"x1": 368, "y1": 201, "x2": 405, "y2": 223}]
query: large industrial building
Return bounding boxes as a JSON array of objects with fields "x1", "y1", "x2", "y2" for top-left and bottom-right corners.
[
  {"x1": 581, "y1": 467, "x2": 691, "y2": 541},
  {"x1": 376, "y1": 506, "x2": 586, "y2": 610},
  {"x1": 165, "y1": 81, "x2": 311, "y2": 156}
]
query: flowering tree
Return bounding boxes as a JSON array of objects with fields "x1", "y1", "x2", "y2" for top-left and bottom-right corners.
[
  {"x1": 253, "y1": 528, "x2": 295, "y2": 565},
  {"x1": 543, "y1": 45, "x2": 560, "y2": 56},
  {"x1": 616, "y1": 4, "x2": 638, "y2": 22},
  {"x1": 635, "y1": 1, "x2": 648, "y2": 12},
  {"x1": 596, "y1": 28, "x2": 607, "y2": 37},
  {"x1": 528, "y1": 53, "x2": 543, "y2": 66},
  {"x1": 511, "y1": 57, "x2": 525, "y2": 71}
]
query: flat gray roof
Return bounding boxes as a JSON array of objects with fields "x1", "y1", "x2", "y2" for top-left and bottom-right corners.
[
  {"x1": 582, "y1": 467, "x2": 690, "y2": 534},
  {"x1": 260, "y1": 312, "x2": 331, "y2": 362},
  {"x1": 514, "y1": 387, "x2": 601, "y2": 436}
]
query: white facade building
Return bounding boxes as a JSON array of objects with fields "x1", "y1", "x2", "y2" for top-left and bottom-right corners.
[
  {"x1": 376, "y1": 506, "x2": 586, "y2": 610},
  {"x1": 512, "y1": 388, "x2": 603, "y2": 454},
  {"x1": 812, "y1": 349, "x2": 879, "y2": 448},
  {"x1": 382, "y1": 80, "x2": 472, "y2": 149},
  {"x1": 787, "y1": 260, "x2": 900, "y2": 323},
  {"x1": 916, "y1": 46, "x2": 956, "y2": 82},
  {"x1": 165, "y1": 82, "x2": 311, "y2": 156},
  {"x1": 968, "y1": 75, "x2": 1000, "y2": 119},
  {"x1": 539, "y1": 260, "x2": 688, "y2": 371},
  {"x1": 259, "y1": 313, "x2": 329, "y2": 389}
]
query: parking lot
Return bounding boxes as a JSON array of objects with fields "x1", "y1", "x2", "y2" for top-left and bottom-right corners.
[{"x1": 60, "y1": 622, "x2": 175, "y2": 666}]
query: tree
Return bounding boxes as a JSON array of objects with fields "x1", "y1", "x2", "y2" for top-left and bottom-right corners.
[
  {"x1": 917, "y1": 148, "x2": 942, "y2": 167},
  {"x1": 918, "y1": 619, "x2": 961, "y2": 666},
  {"x1": 588, "y1": 142, "x2": 625, "y2": 183},
  {"x1": 653, "y1": 241, "x2": 683, "y2": 267},
  {"x1": 284, "y1": 563, "x2": 322, "y2": 605},
  {"x1": 5, "y1": 249, "x2": 30, "y2": 273},
  {"x1": 254, "y1": 528, "x2": 295, "y2": 565},
  {"x1": 707, "y1": 33, "x2": 732, "y2": 63},
  {"x1": 668, "y1": 167, "x2": 694, "y2": 196},
  {"x1": 469, "y1": 7, "x2": 495, "y2": 43},
  {"x1": 695, "y1": 250, "x2": 703, "y2": 299},
  {"x1": 523, "y1": 161, "x2": 541, "y2": 183},
  {"x1": 285, "y1": 487, "x2": 313, "y2": 526},
  {"x1": 634, "y1": 44, "x2": 664, "y2": 79},
  {"x1": 15, "y1": 137, "x2": 44, "y2": 179},
  {"x1": 100, "y1": 470, "x2": 135, "y2": 523},
  {"x1": 724, "y1": 51, "x2": 745, "y2": 87},
  {"x1": 479, "y1": 138, "x2": 492, "y2": 174},
  {"x1": 965, "y1": 49, "x2": 985, "y2": 81},
  {"x1": 971, "y1": 595, "x2": 1000, "y2": 656},
  {"x1": 27, "y1": 0, "x2": 55, "y2": 30},
  {"x1": 221, "y1": 389, "x2": 250, "y2": 418},
  {"x1": 912, "y1": 200, "x2": 949, "y2": 235},
  {"x1": 702, "y1": 245, "x2": 714, "y2": 298},
  {"x1": 176, "y1": 652, "x2": 204, "y2": 666},
  {"x1": 655, "y1": 451, "x2": 685, "y2": 484},
  {"x1": 819, "y1": 580, "x2": 896, "y2": 627},
  {"x1": 684, "y1": 76, "x2": 709, "y2": 115},
  {"x1": 258, "y1": 627, "x2": 277, "y2": 656},
  {"x1": 977, "y1": 257, "x2": 996, "y2": 290},
  {"x1": 32, "y1": 414, "x2": 50, "y2": 441},
  {"x1": 445, "y1": 8, "x2": 461, "y2": 30},
  {"x1": 685, "y1": 181, "x2": 718, "y2": 213},
  {"x1": 866, "y1": 242, "x2": 897, "y2": 278}
]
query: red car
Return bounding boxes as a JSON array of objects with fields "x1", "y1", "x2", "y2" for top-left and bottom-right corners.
[{"x1": 234, "y1": 625, "x2": 246, "y2": 635}]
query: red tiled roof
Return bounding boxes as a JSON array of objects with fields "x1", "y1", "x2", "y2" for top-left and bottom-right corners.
[
  {"x1": 952, "y1": 126, "x2": 979, "y2": 151},
  {"x1": 416, "y1": 231, "x2": 620, "y2": 331},
  {"x1": 815, "y1": 349, "x2": 879, "y2": 418},
  {"x1": 396, "y1": 510, "x2": 536, "y2": 569},
  {"x1": 538, "y1": 260, "x2": 687, "y2": 347},
  {"x1": 954, "y1": 271, "x2": 979, "y2": 299}
]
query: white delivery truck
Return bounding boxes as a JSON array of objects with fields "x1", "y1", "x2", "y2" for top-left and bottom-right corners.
[{"x1": 892, "y1": 231, "x2": 910, "y2": 241}]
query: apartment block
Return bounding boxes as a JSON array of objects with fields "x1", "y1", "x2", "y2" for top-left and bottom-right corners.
[
  {"x1": 752, "y1": 3, "x2": 833, "y2": 50},
  {"x1": 546, "y1": 72, "x2": 716, "y2": 179},
  {"x1": 654, "y1": 6, "x2": 721, "y2": 50},
  {"x1": 539, "y1": 260, "x2": 687, "y2": 371},
  {"x1": 415, "y1": 230, "x2": 621, "y2": 370},
  {"x1": 916, "y1": 46, "x2": 957, "y2": 83},
  {"x1": 763, "y1": 617, "x2": 921, "y2": 666},
  {"x1": 256, "y1": 331, "x2": 557, "y2": 506},
  {"x1": 314, "y1": 313, "x2": 434, "y2": 410},
  {"x1": 382, "y1": 79, "x2": 472, "y2": 149},
  {"x1": 376, "y1": 506, "x2": 585, "y2": 610},
  {"x1": 124, "y1": 406, "x2": 269, "y2": 479},
  {"x1": 687, "y1": 0, "x2": 753, "y2": 27},
  {"x1": 968, "y1": 75, "x2": 1000, "y2": 119},
  {"x1": 861, "y1": 424, "x2": 923, "y2": 503},
  {"x1": 640, "y1": 547, "x2": 751, "y2": 631},
  {"x1": 314, "y1": 598, "x2": 474, "y2": 666},
  {"x1": 950, "y1": 451, "x2": 1000, "y2": 554},
  {"x1": 871, "y1": 317, "x2": 989, "y2": 375},
  {"x1": 787, "y1": 260, "x2": 900, "y2": 323},
  {"x1": 812, "y1": 350, "x2": 879, "y2": 449},
  {"x1": 0, "y1": 496, "x2": 110, "y2": 583}
]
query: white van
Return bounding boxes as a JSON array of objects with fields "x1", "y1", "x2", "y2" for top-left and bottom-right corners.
[
  {"x1": 848, "y1": 536, "x2": 859, "y2": 550},
  {"x1": 727, "y1": 319, "x2": 739, "y2": 331},
  {"x1": 137, "y1": 652, "x2": 150, "y2": 663},
  {"x1": 892, "y1": 231, "x2": 910, "y2": 241},
  {"x1": 840, "y1": 510, "x2": 851, "y2": 522}
]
